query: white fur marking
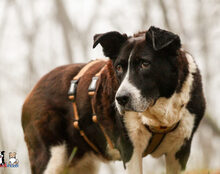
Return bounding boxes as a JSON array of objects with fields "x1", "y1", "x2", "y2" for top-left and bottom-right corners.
[
  {"x1": 166, "y1": 153, "x2": 181, "y2": 174},
  {"x1": 126, "y1": 150, "x2": 142, "y2": 174},
  {"x1": 44, "y1": 144, "x2": 67, "y2": 174},
  {"x1": 124, "y1": 112, "x2": 151, "y2": 174}
]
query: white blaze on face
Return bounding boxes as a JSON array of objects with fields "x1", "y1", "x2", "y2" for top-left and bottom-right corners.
[{"x1": 115, "y1": 49, "x2": 149, "y2": 114}]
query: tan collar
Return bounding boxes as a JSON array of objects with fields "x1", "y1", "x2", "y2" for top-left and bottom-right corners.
[
  {"x1": 143, "y1": 121, "x2": 180, "y2": 157},
  {"x1": 145, "y1": 121, "x2": 180, "y2": 134}
]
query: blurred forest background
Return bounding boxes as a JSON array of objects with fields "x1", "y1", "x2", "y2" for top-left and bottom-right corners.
[{"x1": 0, "y1": 0, "x2": 220, "y2": 174}]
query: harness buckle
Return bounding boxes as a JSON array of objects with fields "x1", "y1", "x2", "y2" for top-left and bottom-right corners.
[
  {"x1": 68, "y1": 79, "x2": 79, "y2": 101},
  {"x1": 88, "y1": 76, "x2": 99, "y2": 93}
]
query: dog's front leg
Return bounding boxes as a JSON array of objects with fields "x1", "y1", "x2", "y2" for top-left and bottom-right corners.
[
  {"x1": 165, "y1": 153, "x2": 181, "y2": 174},
  {"x1": 126, "y1": 149, "x2": 143, "y2": 174}
]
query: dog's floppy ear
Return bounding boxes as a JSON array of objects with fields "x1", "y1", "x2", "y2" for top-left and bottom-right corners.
[
  {"x1": 146, "y1": 26, "x2": 181, "y2": 53},
  {"x1": 93, "y1": 31, "x2": 127, "y2": 59}
]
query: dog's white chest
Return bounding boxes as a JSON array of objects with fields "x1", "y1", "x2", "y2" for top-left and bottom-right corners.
[
  {"x1": 124, "y1": 108, "x2": 194, "y2": 158},
  {"x1": 123, "y1": 112, "x2": 151, "y2": 153}
]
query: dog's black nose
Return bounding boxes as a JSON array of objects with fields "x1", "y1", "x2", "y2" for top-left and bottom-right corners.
[{"x1": 116, "y1": 95, "x2": 129, "y2": 106}]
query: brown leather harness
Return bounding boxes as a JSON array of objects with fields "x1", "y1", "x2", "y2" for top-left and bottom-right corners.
[
  {"x1": 68, "y1": 60, "x2": 180, "y2": 157},
  {"x1": 68, "y1": 59, "x2": 114, "y2": 155},
  {"x1": 143, "y1": 121, "x2": 180, "y2": 157}
]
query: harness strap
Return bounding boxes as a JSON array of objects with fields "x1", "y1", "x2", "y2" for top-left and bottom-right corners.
[
  {"x1": 143, "y1": 121, "x2": 180, "y2": 157},
  {"x1": 68, "y1": 60, "x2": 104, "y2": 154},
  {"x1": 68, "y1": 59, "x2": 114, "y2": 155},
  {"x1": 88, "y1": 65, "x2": 114, "y2": 149}
]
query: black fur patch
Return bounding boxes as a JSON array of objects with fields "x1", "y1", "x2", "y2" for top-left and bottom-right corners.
[
  {"x1": 186, "y1": 69, "x2": 206, "y2": 134},
  {"x1": 175, "y1": 138, "x2": 192, "y2": 170}
]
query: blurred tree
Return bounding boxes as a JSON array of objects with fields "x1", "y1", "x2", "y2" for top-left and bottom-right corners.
[
  {"x1": 55, "y1": 0, "x2": 102, "y2": 63},
  {"x1": 158, "y1": 0, "x2": 171, "y2": 30},
  {"x1": 12, "y1": 0, "x2": 39, "y2": 92}
]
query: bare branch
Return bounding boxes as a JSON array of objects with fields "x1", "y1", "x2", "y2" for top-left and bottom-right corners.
[
  {"x1": 139, "y1": 0, "x2": 150, "y2": 29},
  {"x1": 0, "y1": 1, "x2": 11, "y2": 49},
  {"x1": 158, "y1": 0, "x2": 171, "y2": 30},
  {"x1": 173, "y1": 0, "x2": 186, "y2": 36},
  {"x1": 55, "y1": 0, "x2": 76, "y2": 63},
  {"x1": 12, "y1": 0, "x2": 40, "y2": 91}
]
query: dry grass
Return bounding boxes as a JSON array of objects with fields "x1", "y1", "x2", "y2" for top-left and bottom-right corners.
[{"x1": 185, "y1": 169, "x2": 220, "y2": 174}]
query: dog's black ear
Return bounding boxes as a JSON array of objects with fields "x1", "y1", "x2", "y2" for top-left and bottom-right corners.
[
  {"x1": 146, "y1": 26, "x2": 181, "y2": 53},
  {"x1": 93, "y1": 31, "x2": 127, "y2": 59}
]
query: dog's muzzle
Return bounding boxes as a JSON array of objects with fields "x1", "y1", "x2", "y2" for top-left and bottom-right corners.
[
  {"x1": 115, "y1": 91, "x2": 135, "y2": 114},
  {"x1": 115, "y1": 93, "x2": 145, "y2": 115},
  {"x1": 115, "y1": 91, "x2": 155, "y2": 115}
]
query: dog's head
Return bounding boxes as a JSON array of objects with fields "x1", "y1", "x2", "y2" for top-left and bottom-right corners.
[{"x1": 93, "y1": 26, "x2": 181, "y2": 114}]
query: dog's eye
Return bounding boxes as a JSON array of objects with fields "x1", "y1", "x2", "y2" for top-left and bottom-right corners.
[
  {"x1": 116, "y1": 64, "x2": 123, "y2": 74},
  {"x1": 141, "y1": 61, "x2": 151, "y2": 69}
]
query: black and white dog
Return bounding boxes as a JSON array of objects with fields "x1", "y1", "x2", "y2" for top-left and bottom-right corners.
[{"x1": 93, "y1": 26, "x2": 206, "y2": 174}]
